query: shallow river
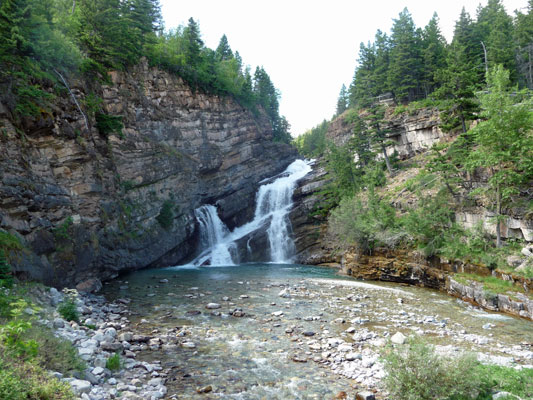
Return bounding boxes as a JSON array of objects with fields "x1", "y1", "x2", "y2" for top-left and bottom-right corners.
[{"x1": 102, "y1": 263, "x2": 533, "y2": 399}]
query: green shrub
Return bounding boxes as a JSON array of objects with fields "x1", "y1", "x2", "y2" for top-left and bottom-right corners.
[
  {"x1": 0, "y1": 253, "x2": 13, "y2": 288},
  {"x1": 95, "y1": 113, "x2": 123, "y2": 138},
  {"x1": 156, "y1": 200, "x2": 174, "y2": 230},
  {"x1": 57, "y1": 300, "x2": 79, "y2": 323},
  {"x1": 0, "y1": 231, "x2": 23, "y2": 255},
  {"x1": 106, "y1": 353, "x2": 121, "y2": 371},
  {"x1": 329, "y1": 189, "x2": 403, "y2": 252},
  {"x1": 0, "y1": 299, "x2": 40, "y2": 359},
  {"x1": 382, "y1": 338, "x2": 491, "y2": 400},
  {"x1": 52, "y1": 217, "x2": 73, "y2": 241}
]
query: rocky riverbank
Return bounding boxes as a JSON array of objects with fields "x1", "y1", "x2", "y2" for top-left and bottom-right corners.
[
  {"x1": 55, "y1": 264, "x2": 531, "y2": 400},
  {"x1": 36, "y1": 287, "x2": 169, "y2": 400}
]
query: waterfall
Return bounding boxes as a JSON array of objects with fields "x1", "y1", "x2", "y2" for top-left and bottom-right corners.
[
  {"x1": 194, "y1": 205, "x2": 237, "y2": 266},
  {"x1": 189, "y1": 159, "x2": 311, "y2": 266}
]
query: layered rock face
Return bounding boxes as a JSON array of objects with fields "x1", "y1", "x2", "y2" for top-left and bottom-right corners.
[
  {"x1": 0, "y1": 61, "x2": 296, "y2": 286},
  {"x1": 328, "y1": 107, "x2": 446, "y2": 159}
]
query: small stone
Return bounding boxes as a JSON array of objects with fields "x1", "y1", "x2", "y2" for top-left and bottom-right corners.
[
  {"x1": 182, "y1": 341, "x2": 196, "y2": 349},
  {"x1": 521, "y1": 247, "x2": 532, "y2": 257},
  {"x1": 391, "y1": 332, "x2": 407, "y2": 345},
  {"x1": 232, "y1": 309, "x2": 245, "y2": 317},
  {"x1": 239, "y1": 295, "x2": 249, "y2": 299},
  {"x1": 186, "y1": 310, "x2": 201, "y2": 316},
  {"x1": 345, "y1": 352, "x2": 362, "y2": 361},
  {"x1": 196, "y1": 385, "x2": 212, "y2": 393},
  {"x1": 278, "y1": 288, "x2": 291, "y2": 298},
  {"x1": 70, "y1": 379, "x2": 92, "y2": 395},
  {"x1": 205, "y1": 303, "x2": 221, "y2": 310},
  {"x1": 159, "y1": 279, "x2": 169, "y2": 283},
  {"x1": 272, "y1": 311, "x2": 284, "y2": 317},
  {"x1": 291, "y1": 354, "x2": 307, "y2": 363},
  {"x1": 302, "y1": 331, "x2": 315, "y2": 337},
  {"x1": 119, "y1": 332, "x2": 133, "y2": 342},
  {"x1": 92, "y1": 367, "x2": 104, "y2": 375},
  {"x1": 76, "y1": 278, "x2": 102, "y2": 294},
  {"x1": 53, "y1": 318, "x2": 65, "y2": 329},
  {"x1": 356, "y1": 391, "x2": 376, "y2": 400}
]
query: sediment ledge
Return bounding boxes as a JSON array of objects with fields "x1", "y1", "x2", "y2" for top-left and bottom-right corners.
[{"x1": 338, "y1": 249, "x2": 533, "y2": 321}]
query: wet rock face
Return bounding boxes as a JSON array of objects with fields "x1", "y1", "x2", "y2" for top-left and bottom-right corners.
[{"x1": 0, "y1": 60, "x2": 296, "y2": 286}]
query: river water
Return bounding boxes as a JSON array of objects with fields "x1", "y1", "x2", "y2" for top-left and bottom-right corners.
[{"x1": 101, "y1": 263, "x2": 533, "y2": 399}]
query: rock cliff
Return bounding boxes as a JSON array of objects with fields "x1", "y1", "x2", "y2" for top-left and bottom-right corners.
[
  {"x1": 0, "y1": 60, "x2": 296, "y2": 286},
  {"x1": 328, "y1": 107, "x2": 446, "y2": 159}
]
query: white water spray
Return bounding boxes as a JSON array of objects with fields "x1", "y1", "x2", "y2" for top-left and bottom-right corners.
[{"x1": 189, "y1": 159, "x2": 311, "y2": 266}]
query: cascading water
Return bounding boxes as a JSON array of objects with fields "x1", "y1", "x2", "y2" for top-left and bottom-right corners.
[
  {"x1": 194, "y1": 205, "x2": 237, "y2": 266},
  {"x1": 188, "y1": 159, "x2": 311, "y2": 266}
]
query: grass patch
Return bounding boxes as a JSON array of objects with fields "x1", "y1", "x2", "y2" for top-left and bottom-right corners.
[
  {"x1": 478, "y1": 364, "x2": 533, "y2": 399},
  {"x1": 106, "y1": 353, "x2": 121, "y2": 371},
  {"x1": 26, "y1": 326, "x2": 86, "y2": 375},
  {"x1": 454, "y1": 273, "x2": 526, "y2": 297},
  {"x1": 0, "y1": 355, "x2": 75, "y2": 400}
]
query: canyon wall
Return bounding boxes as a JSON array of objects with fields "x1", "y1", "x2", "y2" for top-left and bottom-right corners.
[{"x1": 0, "y1": 60, "x2": 296, "y2": 286}]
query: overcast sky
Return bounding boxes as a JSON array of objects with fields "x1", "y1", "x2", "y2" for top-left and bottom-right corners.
[{"x1": 159, "y1": 0, "x2": 528, "y2": 136}]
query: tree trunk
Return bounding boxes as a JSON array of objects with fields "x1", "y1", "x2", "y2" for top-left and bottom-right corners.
[
  {"x1": 460, "y1": 114, "x2": 467, "y2": 133},
  {"x1": 381, "y1": 144, "x2": 394, "y2": 176},
  {"x1": 496, "y1": 182, "x2": 502, "y2": 248}
]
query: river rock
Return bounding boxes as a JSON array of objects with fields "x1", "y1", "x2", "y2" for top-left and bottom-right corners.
[
  {"x1": 391, "y1": 332, "x2": 407, "y2": 345},
  {"x1": 76, "y1": 278, "x2": 103, "y2": 294},
  {"x1": 197, "y1": 385, "x2": 213, "y2": 393},
  {"x1": 69, "y1": 379, "x2": 92, "y2": 395},
  {"x1": 206, "y1": 303, "x2": 221, "y2": 309},
  {"x1": 356, "y1": 392, "x2": 376, "y2": 400}
]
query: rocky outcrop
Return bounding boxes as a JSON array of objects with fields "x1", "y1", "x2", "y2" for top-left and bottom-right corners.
[
  {"x1": 456, "y1": 210, "x2": 533, "y2": 242},
  {"x1": 0, "y1": 60, "x2": 296, "y2": 286},
  {"x1": 290, "y1": 163, "x2": 338, "y2": 265},
  {"x1": 327, "y1": 107, "x2": 447, "y2": 160}
]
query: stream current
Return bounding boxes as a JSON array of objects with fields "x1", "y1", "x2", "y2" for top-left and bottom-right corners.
[{"x1": 101, "y1": 160, "x2": 532, "y2": 399}]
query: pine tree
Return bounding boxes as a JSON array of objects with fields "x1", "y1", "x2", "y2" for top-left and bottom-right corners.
[
  {"x1": 183, "y1": 17, "x2": 203, "y2": 68},
  {"x1": 216, "y1": 34, "x2": 233, "y2": 61},
  {"x1": 336, "y1": 84, "x2": 348, "y2": 115},
  {"x1": 434, "y1": 40, "x2": 479, "y2": 133},
  {"x1": 387, "y1": 8, "x2": 423, "y2": 102},
  {"x1": 373, "y1": 30, "x2": 391, "y2": 97},
  {"x1": 475, "y1": 0, "x2": 515, "y2": 82},
  {"x1": 348, "y1": 41, "x2": 376, "y2": 108},
  {"x1": 421, "y1": 13, "x2": 447, "y2": 96},
  {"x1": 514, "y1": 0, "x2": 533, "y2": 88},
  {"x1": 0, "y1": 0, "x2": 31, "y2": 62}
]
